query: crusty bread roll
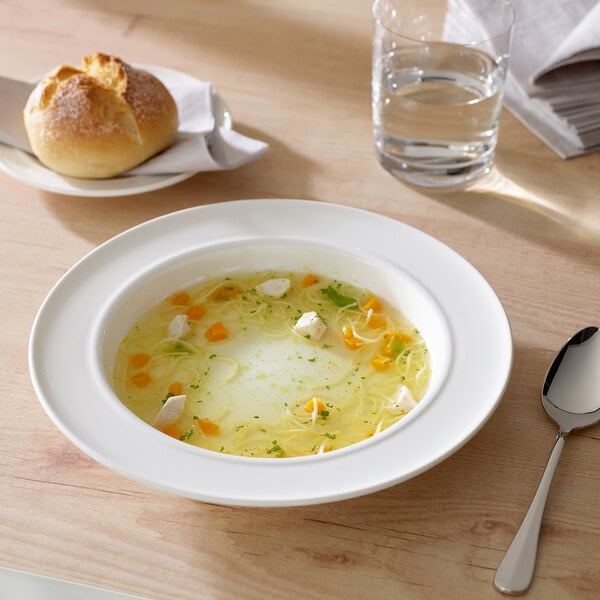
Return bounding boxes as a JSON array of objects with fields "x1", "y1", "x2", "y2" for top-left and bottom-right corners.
[{"x1": 23, "y1": 53, "x2": 178, "y2": 179}]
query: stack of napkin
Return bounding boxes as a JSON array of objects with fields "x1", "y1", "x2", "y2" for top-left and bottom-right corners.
[
  {"x1": 505, "y1": 0, "x2": 600, "y2": 158},
  {"x1": 0, "y1": 70, "x2": 268, "y2": 176}
]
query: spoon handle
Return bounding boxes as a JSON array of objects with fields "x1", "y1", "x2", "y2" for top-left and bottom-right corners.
[{"x1": 494, "y1": 432, "x2": 567, "y2": 594}]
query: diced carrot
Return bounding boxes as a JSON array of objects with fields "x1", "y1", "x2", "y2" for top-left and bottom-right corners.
[
  {"x1": 367, "y1": 314, "x2": 387, "y2": 329},
  {"x1": 304, "y1": 397, "x2": 326, "y2": 413},
  {"x1": 185, "y1": 304, "x2": 206, "y2": 321},
  {"x1": 380, "y1": 337, "x2": 396, "y2": 358},
  {"x1": 342, "y1": 325, "x2": 363, "y2": 350},
  {"x1": 362, "y1": 295, "x2": 382, "y2": 313},
  {"x1": 129, "y1": 352, "x2": 151, "y2": 368},
  {"x1": 171, "y1": 291, "x2": 191, "y2": 306},
  {"x1": 204, "y1": 322, "x2": 229, "y2": 342},
  {"x1": 302, "y1": 273, "x2": 320, "y2": 287},
  {"x1": 396, "y1": 332, "x2": 413, "y2": 343},
  {"x1": 129, "y1": 371, "x2": 151, "y2": 388},
  {"x1": 380, "y1": 344, "x2": 393, "y2": 358},
  {"x1": 161, "y1": 425, "x2": 182, "y2": 439},
  {"x1": 168, "y1": 382, "x2": 183, "y2": 396},
  {"x1": 211, "y1": 285, "x2": 239, "y2": 301},
  {"x1": 196, "y1": 418, "x2": 220, "y2": 435},
  {"x1": 370, "y1": 356, "x2": 391, "y2": 371}
]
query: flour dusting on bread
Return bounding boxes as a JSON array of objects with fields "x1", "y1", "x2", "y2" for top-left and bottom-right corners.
[{"x1": 23, "y1": 53, "x2": 178, "y2": 179}]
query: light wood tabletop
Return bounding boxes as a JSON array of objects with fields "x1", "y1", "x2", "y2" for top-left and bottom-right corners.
[{"x1": 1, "y1": 1, "x2": 599, "y2": 598}]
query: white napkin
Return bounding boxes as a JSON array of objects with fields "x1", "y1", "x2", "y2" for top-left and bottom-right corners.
[
  {"x1": 503, "y1": 0, "x2": 600, "y2": 158},
  {"x1": 444, "y1": 0, "x2": 600, "y2": 158},
  {"x1": 0, "y1": 71, "x2": 268, "y2": 175}
]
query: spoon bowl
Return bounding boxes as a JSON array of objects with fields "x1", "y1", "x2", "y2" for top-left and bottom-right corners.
[
  {"x1": 543, "y1": 326, "x2": 600, "y2": 426},
  {"x1": 495, "y1": 326, "x2": 600, "y2": 595}
]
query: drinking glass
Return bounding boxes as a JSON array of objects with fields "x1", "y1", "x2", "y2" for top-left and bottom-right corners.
[{"x1": 372, "y1": 0, "x2": 514, "y2": 189}]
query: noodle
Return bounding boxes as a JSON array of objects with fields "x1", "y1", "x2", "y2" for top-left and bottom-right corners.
[{"x1": 112, "y1": 271, "x2": 431, "y2": 457}]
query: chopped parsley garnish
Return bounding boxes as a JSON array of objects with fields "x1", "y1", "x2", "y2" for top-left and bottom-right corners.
[
  {"x1": 389, "y1": 336, "x2": 405, "y2": 357},
  {"x1": 321, "y1": 285, "x2": 357, "y2": 308},
  {"x1": 165, "y1": 342, "x2": 193, "y2": 355},
  {"x1": 179, "y1": 429, "x2": 194, "y2": 441},
  {"x1": 161, "y1": 392, "x2": 175, "y2": 404},
  {"x1": 266, "y1": 440, "x2": 285, "y2": 457}
]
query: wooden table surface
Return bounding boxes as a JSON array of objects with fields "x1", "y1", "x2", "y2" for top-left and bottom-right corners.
[{"x1": 1, "y1": 1, "x2": 599, "y2": 598}]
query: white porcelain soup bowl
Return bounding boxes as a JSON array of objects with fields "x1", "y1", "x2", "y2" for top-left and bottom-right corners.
[
  {"x1": 90, "y1": 239, "x2": 452, "y2": 504},
  {"x1": 30, "y1": 201, "x2": 512, "y2": 507}
]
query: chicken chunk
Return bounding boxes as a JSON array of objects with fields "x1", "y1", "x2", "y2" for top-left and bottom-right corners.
[
  {"x1": 168, "y1": 313, "x2": 191, "y2": 338},
  {"x1": 293, "y1": 311, "x2": 326, "y2": 341},
  {"x1": 256, "y1": 278, "x2": 292, "y2": 298},
  {"x1": 385, "y1": 386, "x2": 416, "y2": 414},
  {"x1": 153, "y1": 394, "x2": 187, "y2": 429}
]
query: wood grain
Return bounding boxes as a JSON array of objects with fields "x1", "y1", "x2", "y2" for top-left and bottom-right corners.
[{"x1": 1, "y1": 1, "x2": 599, "y2": 598}]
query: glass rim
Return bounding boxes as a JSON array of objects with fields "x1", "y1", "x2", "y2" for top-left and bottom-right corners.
[{"x1": 372, "y1": 0, "x2": 515, "y2": 48}]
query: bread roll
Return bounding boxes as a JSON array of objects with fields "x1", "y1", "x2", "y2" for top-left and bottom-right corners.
[{"x1": 23, "y1": 53, "x2": 178, "y2": 179}]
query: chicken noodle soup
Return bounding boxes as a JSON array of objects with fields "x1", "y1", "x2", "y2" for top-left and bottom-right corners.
[{"x1": 112, "y1": 271, "x2": 431, "y2": 457}]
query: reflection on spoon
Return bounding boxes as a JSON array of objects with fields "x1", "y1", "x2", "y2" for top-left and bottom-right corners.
[
  {"x1": 495, "y1": 326, "x2": 600, "y2": 595},
  {"x1": 544, "y1": 327, "x2": 600, "y2": 414}
]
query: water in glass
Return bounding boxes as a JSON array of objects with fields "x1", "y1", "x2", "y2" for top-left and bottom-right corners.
[{"x1": 373, "y1": 43, "x2": 506, "y2": 188}]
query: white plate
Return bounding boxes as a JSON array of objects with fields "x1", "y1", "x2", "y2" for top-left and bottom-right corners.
[
  {"x1": 0, "y1": 566, "x2": 148, "y2": 600},
  {"x1": 29, "y1": 200, "x2": 513, "y2": 506},
  {"x1": 0, "y1": 65, "x2": 231, "y2": 197}
]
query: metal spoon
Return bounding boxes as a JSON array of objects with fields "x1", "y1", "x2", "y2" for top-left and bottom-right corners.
[{"x1": 495, "y1": 326, "x2": 600, "y2": 595}]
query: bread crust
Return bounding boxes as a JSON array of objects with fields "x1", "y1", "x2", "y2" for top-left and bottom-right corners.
[{"x1": 23, "y1": 53, "x2": 178, "y2": 179}]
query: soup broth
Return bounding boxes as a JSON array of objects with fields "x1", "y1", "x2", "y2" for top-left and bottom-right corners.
[{"x1": 112, "y1": 271, "x2": 431, "y2": 457}]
